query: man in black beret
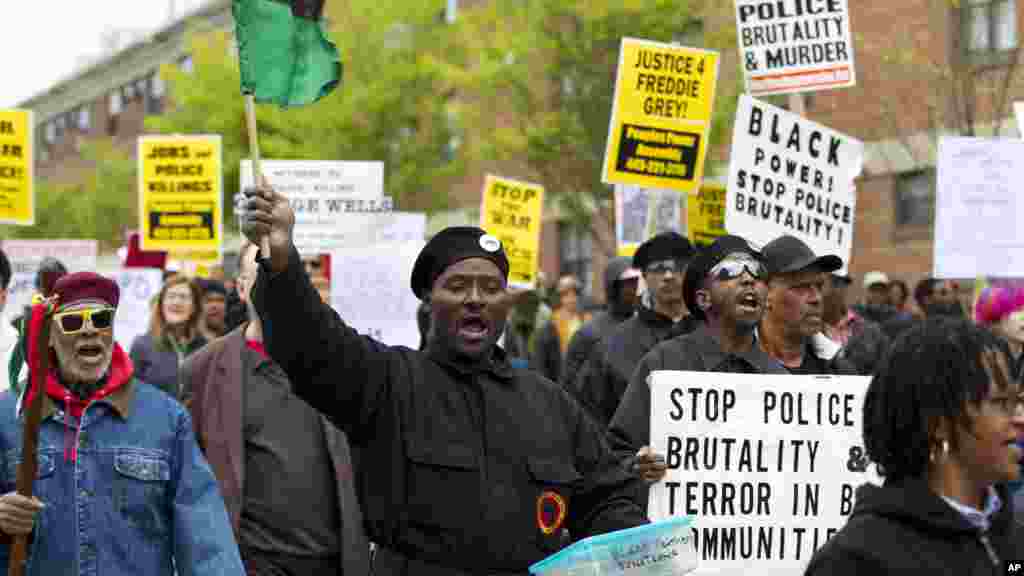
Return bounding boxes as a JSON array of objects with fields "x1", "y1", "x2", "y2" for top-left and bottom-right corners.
[
  {"x1": 239, "y1": 183, "x2": 648, "y2": 575},
  {"x1": 573, "y1": 232, "x2": 699, "y2": 428},
  {"x1": 196, "y1": 278, "x2": 229, "y2": 341},
  {"x1": 607, "y1": 234, "x2": 789, "y2": 510}
]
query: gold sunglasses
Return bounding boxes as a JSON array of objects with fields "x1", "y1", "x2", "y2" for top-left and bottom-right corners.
[{"x1": 53, "y1": 308, "x2": 116, "y2": 335}]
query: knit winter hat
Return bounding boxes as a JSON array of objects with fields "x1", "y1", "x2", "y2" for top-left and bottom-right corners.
[{"x1": 974, "y1": 286, "x2": 1024, "y2": 326}]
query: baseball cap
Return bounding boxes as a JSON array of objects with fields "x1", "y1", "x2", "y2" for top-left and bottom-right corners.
[
  {"x1": 762, "y1": 235, "x2": 843, "y2": 277},
  {"x1": 863, "y1": 271, "x2": 890, "y2": 289}
]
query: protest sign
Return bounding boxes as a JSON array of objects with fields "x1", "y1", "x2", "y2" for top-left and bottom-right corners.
[
  {"x1": 933, "y1": 137, "x2": 1024, "y2": 278},
  {"x1": 602, "y1": 39, "x2": 719, "y2": 193},
  {"x1": 241, "y1": 159, "x2": 388, "y2": 255},
  {"x1": 615, "y1": 185, "x2": 683, "y2": 257},
  {"x1": 329, "y1": 241, "x2": 425, "y2": 348},
  {"x1": 479, "y1": 174, "x2": 544, "y2": 288},
  {"x1": 648, "y1": 371, "x2": 879, "y2": 574},
  {"x1": 1016, "y1": 102, "x2": 1024, "y2": 137},
  {"x1": 736, "y1": 0, "x2": 856, "y2": 96},
  {"x1": 1, "y1": 240, "x2": 100, "y2": 315},
  {"x1": 111, "y1": 268, "x2": 163, "y2": 352},
  {"x1": 0, "y1": 109, "x2": 34, "y2": 225},
  {"x1": 726, "y1": 95, "x2": 862, "y2": 264},
  {"x1": 138, "y1": 135, "x2": 223, "y2": 260},
  {"x1": 687, "y1": 183, "x2": 727, "y2": 248}
]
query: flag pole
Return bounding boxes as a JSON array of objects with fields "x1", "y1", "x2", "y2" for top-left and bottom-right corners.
[{"x1": 244, "y1": 94, "x2": 271, "y2": 258}]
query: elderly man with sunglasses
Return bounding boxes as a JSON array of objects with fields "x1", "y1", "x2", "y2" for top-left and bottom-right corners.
[
  {"x1": 0, "y1": 272, "x2": 243, "y2": 575},
  {"x1": 607, "y1": 235, "x2": 789, "y2": 508}
]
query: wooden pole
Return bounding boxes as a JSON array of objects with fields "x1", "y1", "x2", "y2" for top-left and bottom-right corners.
[{"x1": 245, "y1": 94, "x2": 272, "y2": 258}]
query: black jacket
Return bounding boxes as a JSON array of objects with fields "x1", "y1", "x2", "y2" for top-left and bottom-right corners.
[
  {"x1": 574, "y1": 306, "x2": 699, "y2": 426},
  {"x1": 805, "y1": 479, "x2": 1024, "y2": 576},
  {"x1": 252, "y1": 247, "x2": 647, "y2": 575}
]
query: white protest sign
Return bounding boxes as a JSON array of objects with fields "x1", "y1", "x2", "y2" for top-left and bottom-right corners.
[
  {"x1": 736, "y1": 0, "x2": 856, "y2": 96},
  {"x1": 1, "y1": 239, "x2": 100, "y2": 316},
  {"x1": 111, "y1": 268, "x2": 163, "y2": 352},
  {"x1": 240, "y1": 160, "x2": 388, "y2": 255},
  {"x1": 329, "y1": 241, "x2": 425, "y2": 348},
  {"x1": 933, "y1": 137, "x2": 1024, "y2": 278},
  {"x1": 726, "y1": 95, "x2": 862, "y2": 268},
  {"x1": 648, "y1": 371, "x2": 879, "y2": 575},
  {"x1": 614, "y1": 185, "x2": 683, "y2": 257}
]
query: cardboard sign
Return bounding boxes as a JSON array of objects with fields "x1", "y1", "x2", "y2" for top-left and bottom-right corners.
[
  {"x1": 615, "y1": 185, "x2": 683, "y2": 257},
  {"x1": 480, "y1": 175, "x2": 545, "y2": 288},
  {"x1": 240, "y1": 160, "x2": 387, "y2": 255},
  {"x1": 111, "y1": 268, "x2": 163, "y2": 352},
  {"x1": 138, "y1": 135, "x2": 223, "y2": 260},
  {"x1": 726, "y1": 95, "x2": 862, "y2": 266},
  {"x1": 736, "y1": 0, "x2": 856, "y2": 96},
  {"x1": 602, "y1": 39, "x2": 720, "y2": 193},
  {"x1": 687, "y1": 183, "x2": 727, "y2": 248},
  {"x1": 0, "y1": 109, "x2": 34, "y2": 225},
  {"x1": 648, "y1": 371, "x2": 880, "y2": 575},
  {"x1": 934, "y1": 137, "x2": 1024, "y2": 278}
]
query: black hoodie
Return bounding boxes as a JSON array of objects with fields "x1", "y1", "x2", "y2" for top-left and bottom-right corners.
[{"x1": 805, "y1": 479, "x2": 1024, "y2": 576}]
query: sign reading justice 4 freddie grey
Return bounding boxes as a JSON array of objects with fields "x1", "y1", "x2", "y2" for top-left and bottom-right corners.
[
  {"x1": 602, "y1": 38, "x2": 719, "y2": 193},
  {"x1": 736, "y1": 0, "x2": 856, "y2": 96},
  {"x1": 648, "y1": 371, "x2": 880, "y2": 575},
  {"x1": 726, "y1": 95, "x2": 862, "y2": 265}
]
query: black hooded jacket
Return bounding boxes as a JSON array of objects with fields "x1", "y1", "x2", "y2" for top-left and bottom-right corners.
[{"x1": 805, "y1": 479, "x2": 1024, "y2": 576}]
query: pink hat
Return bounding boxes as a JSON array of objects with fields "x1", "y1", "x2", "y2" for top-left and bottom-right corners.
[{"x1": 974, "y1": 286, "x2": 1024, "y2": 326}]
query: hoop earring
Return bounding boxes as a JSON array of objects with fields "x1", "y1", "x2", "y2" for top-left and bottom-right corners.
[{"x1": 942, "y1": 440, "x2": 949, "y2": 457}]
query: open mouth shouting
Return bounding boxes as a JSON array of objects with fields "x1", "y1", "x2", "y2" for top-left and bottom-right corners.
[
  {"x1": 737, "y1": 291, "x2": 761, "y2": 314},
  {"x1": 76, "y1": 342, "x2": 107, "y2": 366},
  {"x1": 458, "y1": 315, "x2": 490, "y2": 344}
]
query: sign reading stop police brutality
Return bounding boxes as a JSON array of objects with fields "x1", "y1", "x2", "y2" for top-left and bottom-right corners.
[
  {"x1": 736, "y1": 0, "x2": 856, "y2": 96},
  {"x1": 138, "y1": 135, "x2": 223, "y2": 258},
  {"x1": 726, "y1": 95, "x2": 862, "y2": 264},
  {"x1": 648, "y1": 371, "x2": 880, "y2": 574},
  {"x1": 0, "y1": 109, "x2": 34, "y2": 225},
  {"x1": 480, "y1": 174, "x2": 544, "y2": 289},
  {"x1": 602, "y1": 38, "x2": 719, "y2": 193}
]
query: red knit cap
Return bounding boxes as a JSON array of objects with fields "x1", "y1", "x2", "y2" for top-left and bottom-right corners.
[{"x1": 52, "y1": 272, "x2": 120, "y2": 309}]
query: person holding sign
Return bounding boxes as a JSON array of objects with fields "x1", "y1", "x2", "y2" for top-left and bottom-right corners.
[
  {"x1": 608, "y1": 235, "x2": 787, "y2": 506},
  {"x1": 805, "y1": 318, "x2": 1024, "y2": 575},
  {"x1": 758, "y1": 235, "x2": 855, "y2": 375},
  {"x1": 238, "y1": 184, "x2": 649, "y2": 575}
]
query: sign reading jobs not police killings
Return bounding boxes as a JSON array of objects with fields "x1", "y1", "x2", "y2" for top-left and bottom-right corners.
[
  {"x1": 480, "y1": 175, "x2": 544, "y2": 289},
  {"x1": 736, "y1": 0, "x2": 856, "y2": 96},
  {"x1": 648, "y1": 371, "x2": 880, "y2": 575},
  {"x1": 138, "y1": 135, "x2": 223, "y2": 260},
  {"x1": 602, "y1": 39, "x2": 719, "y2": 193},
  {"x1": 0, "y1": 109, "x2": 33, "y2": 225},
  {"x1": 726, "y1": 95, "x2": 862, "y2": 267}
]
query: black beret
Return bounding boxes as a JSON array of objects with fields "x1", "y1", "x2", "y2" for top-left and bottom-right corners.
[
  {"x1": 411, "y1": 227, "x2": 510, "y2": 300},
  {"x1": 632, "y1": 232, "x2": 695, "y2": 271},
  {"x1": 196, "y1": 278, "x2": 228, "y2": 298},
  {"x1": 683, "y1": 235, "x2": 763, "y2": 321}
]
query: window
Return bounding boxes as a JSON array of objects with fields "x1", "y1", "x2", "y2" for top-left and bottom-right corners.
[
  {"x1": 964, "y1": 0, "x2": 1018, "y2": 57},
  {"x1": 108, "y1": 90, "x2": 123, "y2": 116},
  {"x1": 895, "y1": 170, "x2": 935, "y2": 227},
  {"x1": 78, "y1": 106, "x2": 91, "y2": 131},
  {"x1": 146, "y1": 74, "x2": 165, "y2": 115},
  {"x1": 559, "y1": 223, "x2": 593, "y2": 301},
  {"x1": 44, "y1": 122, "x2": 56, "y2": 144}
]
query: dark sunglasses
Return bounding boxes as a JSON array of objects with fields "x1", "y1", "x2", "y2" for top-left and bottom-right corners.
[
  {"x1": 54, "y1": 307, "x2": 116, "y2": 335},
  {"x1": 708, "y1": 258, "x2": 764, "y2": 281},
  {"x1": 645, "y1": 260, "x2": 687, "y2": 275}
]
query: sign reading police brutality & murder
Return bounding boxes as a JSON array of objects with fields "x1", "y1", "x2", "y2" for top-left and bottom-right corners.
[
  {"x1": 648, "y1": 371, "x2": 880, "y2": 574},
  {"x1": 736, "y1": 0, "x2": 856, "y2": 96},
  {"x1": 480, "y1": 175, "x2": 544, "y2": 288},
  {"x1": 602, "y1": 38, "x2": 719, "y2": 193},
  {"x1": 687, "y1": 182, "x2": 727, "y2": 248},
  {"x1": 726, "y1": 95, "x2": 862, "y2": 264},
  {"x1": 139, "y1": 135, "x2": 223, "y2": 259},
  {"x1": 0, "y1": 109, "x2": 34, "y2": 225}
]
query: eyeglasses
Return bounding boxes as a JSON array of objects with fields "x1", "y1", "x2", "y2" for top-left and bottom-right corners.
[
  {"x1": 708, "y1": 258, "x2": 764, "y2": 281},
  {"x1": 54, "y1": 307, "x2": 116, "y2": 335},
  {"x1": 987, "y1": 394, "x2": 1024, "y2": 417},
  {"x1": 645, "y1": 260, "x2": 686, "y2": 276},
  {"x1": 164, "y1": 291, "x2": 192, "y2": 303}
]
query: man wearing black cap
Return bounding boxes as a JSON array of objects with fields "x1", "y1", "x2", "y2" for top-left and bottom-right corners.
[
  {"x1": 607, "y1": 235, "x2": 788, "y2": 507},
  {"x1": 573, "y1": 232, "x2": 699, "y2": 427},
  {"x1": 758, "y1": 235, "x2": 856, "y2": 375},
  {"x1": 196, "y1": 278, "x2": 229, "y2": 342},
  {"x1": 239, "y1": 184, "x2": 648, "y2": 575}
]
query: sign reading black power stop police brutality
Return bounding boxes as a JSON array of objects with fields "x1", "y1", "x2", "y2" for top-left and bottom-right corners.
[
  {"x1": 648, "y1": 371, "x2": 880, "y2": 574},
  {"x1": 602, "y1": 38, "x2": 719, "y2": 193},
  {"x1": 138, "y1": 135, "x2": 223, "y2": 259},
  {"x1": 726, "y1": 95, "x2": 862, "y2": 266},
  {"x1": 736, "y1": 0, "x2": 856, "y2": 96}
]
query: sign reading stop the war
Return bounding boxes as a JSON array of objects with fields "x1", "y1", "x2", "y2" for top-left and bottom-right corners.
[
  {"x1": 0, "y1": 109, "x2": 34, "y2": 225},
  {"x1": 480, "y1": 174, "x2": 544, "y2": 289}
]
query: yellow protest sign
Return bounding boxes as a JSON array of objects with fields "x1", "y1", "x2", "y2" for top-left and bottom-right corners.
[
  {"x1": 688, "y1": 182, "x2": 727, "y2": 247},
  {"x1": 602, "y1": 38, "x2": 719, "y2": 193},
  {"x1": 138, "y1": 135, "x2": 223, "y2": 260},
  {"x1": 480, "y1": 175, "x2": 544, "y2": 289},
  {"x1": 0, "y1": 109, "x2": 34, "y2": 225}
]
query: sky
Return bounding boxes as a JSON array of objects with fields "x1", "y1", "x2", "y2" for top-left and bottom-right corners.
[{"x1": 1, "y1": 0, "x2": 209, "y2": 108}]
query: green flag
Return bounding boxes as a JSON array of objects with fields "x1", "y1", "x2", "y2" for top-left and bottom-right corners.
[{"x1": 233, "y1": 0, "x2": 341, "y2": 108}]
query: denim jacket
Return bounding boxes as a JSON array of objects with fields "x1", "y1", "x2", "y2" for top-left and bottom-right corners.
[{"x1": 0, "y1": 378, "x2": 244, "y2": 575}]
